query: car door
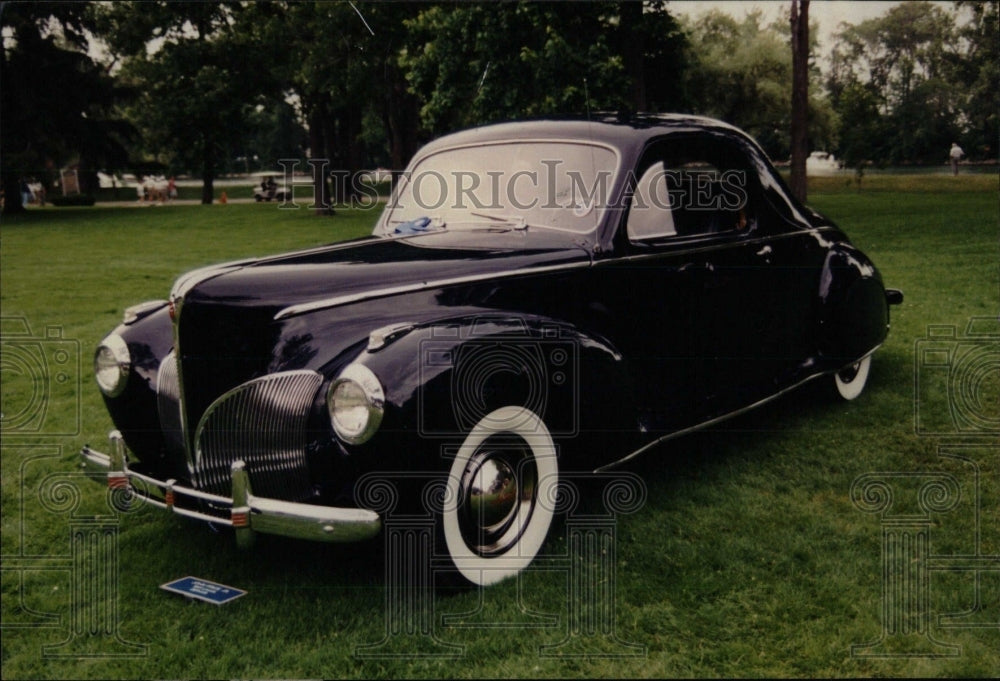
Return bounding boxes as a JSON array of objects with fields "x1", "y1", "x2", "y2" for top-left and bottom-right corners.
[{"x1": 601, "y1": 136, "x2": 783, "y2": 429}]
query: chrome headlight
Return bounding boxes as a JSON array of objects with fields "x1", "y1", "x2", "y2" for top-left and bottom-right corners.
[
  {"x1": 94, "y1": 333, "x2": 131, "y2": 397},
  {"x1": 327, "y1": 363, "x2": 384, "y2": 444}
]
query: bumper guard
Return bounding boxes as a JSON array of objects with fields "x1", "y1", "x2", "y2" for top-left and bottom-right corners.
[{"x1": 80, "y1": 431, "x2": 381, "y2": 547}]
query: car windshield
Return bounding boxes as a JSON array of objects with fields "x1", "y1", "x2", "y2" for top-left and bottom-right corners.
[{"x1": 381, "y1": 141, "x2": 620, "y2": 235}]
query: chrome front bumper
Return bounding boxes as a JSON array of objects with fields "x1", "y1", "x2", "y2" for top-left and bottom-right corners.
[{"x1": 80, "y1": 430, "x2": 381, "y2": 546}]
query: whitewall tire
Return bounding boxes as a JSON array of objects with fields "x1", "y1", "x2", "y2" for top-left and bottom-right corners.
[
  {"x1": 834, "y1": 354, "x2": 871, "y2": 401},
  {"x1": 441, "y1": 406, "x2": 558, "y2": 587}
]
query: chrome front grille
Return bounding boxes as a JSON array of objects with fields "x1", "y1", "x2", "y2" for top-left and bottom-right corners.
[
  {"x1": 155, "y1": 352, "x2": 185, "y2": 459},
  {"x1": 191, "y1": 370, "x2": 323, "y2": 500},
  {"x1": 154, "y1": 350, "x2": 322, "y2": 501}
]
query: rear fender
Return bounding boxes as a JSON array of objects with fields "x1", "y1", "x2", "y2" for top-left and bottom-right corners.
[{"x1": 815, "y1": 244, "x2": 889, "y2": 364}]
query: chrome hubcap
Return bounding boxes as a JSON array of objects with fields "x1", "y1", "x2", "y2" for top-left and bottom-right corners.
[
  {"x1": 459, "y1": 436, "x2": 537, "y2": 556},
  {"x1": 468, "y1": 458, "x2": 518, "y2": 529}
]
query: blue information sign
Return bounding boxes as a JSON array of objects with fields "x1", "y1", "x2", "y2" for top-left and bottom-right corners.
[{"x1": 160, "y1": 576, "x2": 247, "y2": 606}]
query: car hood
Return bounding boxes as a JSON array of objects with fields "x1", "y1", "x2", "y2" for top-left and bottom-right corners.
[
  {"x1": 170, "y1": 229, "x2": 593, "y2": 430},
  {"x1": 177, "y1": 228, "x2": 593, "y2": 315}
]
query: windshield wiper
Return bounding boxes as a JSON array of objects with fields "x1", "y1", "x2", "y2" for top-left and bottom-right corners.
[{"x1": 468, "y1": 212, "x2": 528, "y2": 230}]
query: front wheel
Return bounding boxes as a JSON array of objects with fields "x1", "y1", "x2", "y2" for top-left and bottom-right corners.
[
  {"x1": 441, "y1": 406, "x2": 558, "y2": 587},
  {"x1": 833, "y1": 354, "x2": 871, "y2": 401}
]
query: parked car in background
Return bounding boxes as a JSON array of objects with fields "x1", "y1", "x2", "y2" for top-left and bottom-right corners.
[
  {"x1": 806, "y1": 150, "x2": 842, "y2": 175},
  {"x1": 252, "y1": 172, "x2": 292, "y2": 202},
  {"x1": 82, "y1": 114, "x2": 902, "y2": 586}
]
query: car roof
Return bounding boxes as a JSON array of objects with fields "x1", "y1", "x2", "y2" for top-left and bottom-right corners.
[
  {"x1": 415, "y1": 113, "x2": 750, "y2": 159},
  {"x1": 402, "y1": 113, "x2": 804, "y2": 252}
]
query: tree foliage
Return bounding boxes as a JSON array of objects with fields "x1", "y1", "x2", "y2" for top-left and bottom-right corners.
[
  {"x1": 680, "y1": 8, "x2": 834, "y2": 160},
  {"x1": 6, "y1": 0, "x2": 994, "y2": 214},
  {"x1": 400, "y1": 2, "x2": 626, "y2": 135},
  {"x1": 96, "y1": 1, "x2": 274, "y2": 203},
  {"x1": 789, "y1": 0, "x2": 810, "y2": 202},
  {"x1": 1, "y1": 1, "x2": 134, "y2": 213},
  {"x1": 398, "y1": 2, "x2": 688, "y2": 136},
  {"x1": 827, "y1": 0, "x2": 997, "y2": 165},
  {"x1": 954, "y1": 0, "x2": 1000, "y2": 160}
]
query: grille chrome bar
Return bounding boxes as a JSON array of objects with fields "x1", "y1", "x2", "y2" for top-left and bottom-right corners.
[
  {"x1": 155, "y1": 352, "x2": 186, "y2": 461},
  {"x1": 192, "y1": 370, "x2": 323, "y2": 499}
]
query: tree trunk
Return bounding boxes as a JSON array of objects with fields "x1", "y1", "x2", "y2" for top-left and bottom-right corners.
[
  {"x1": 308, "y1": 104, "x2": 334, "y2": 215},
  {"x1": 620, "y1": 1, "x2": 647, "y2": 113},
  {"x1": 386, "y1": 74, "x2": 420, "y2": 172},
  {"x1": 201, "y1": 138, "x2": 215, "y2": 204},
  {"x1": 338, "y1": 105, "x2": 363, "y2": 205},
  {"x1": 77, "y1": 157, "x2": 98, "y2": 196},
  {"x1": 2, "y1": 172, "x2": 26, "y2": 215},
  {"x1": 789, "y1": 0, "x2": 810, "y2": 203}
]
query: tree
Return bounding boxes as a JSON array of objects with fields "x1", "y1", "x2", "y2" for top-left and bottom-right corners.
[
  {"x1": 835, "y1": 81, "x2": 885, "y2": 179},
  {"x1": 1, "y1": 1, "x2": 134, "y2": 214},
  {"x1": 682, "y1": 10, "x2": 793, "y2": 157},
  {"x1": 680, "y1": 7, "x2": 836, "y2": 162},
  {"x1": 400, "y1": 2, "x2": 630, "y2": 136},
  {"x1": 96, "y1": 2, "x2": 269, "y2": 204},
  {"x1": 789, "y1": 0, "x2": 809, "y2": 202},
  {"x1": 827, "y1": 1, "x2": 969, "y2": 165},
  {"x1": 954, "y1": 0, "x2": 999, "y2": 160},
  {"x1": 242, "y1": 101, "x2": 309, "y2": 172},
  {"x1": 256, "y1": 1, "x2": 400, "y2": 210},
  {"x1": 617, "y1": 1, "x2": 688, "y2": 113}
]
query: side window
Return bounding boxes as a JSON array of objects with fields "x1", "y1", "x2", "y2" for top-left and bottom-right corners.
[
  {"x1": 627, "y1": 137, "x2": 757, "y2": 242},
  {"x1": 669, "y1": 161, "x2": 750, "y2": 236},
  {"x1": 626, "y1": 161, "x2": 676, "y2": 240}
]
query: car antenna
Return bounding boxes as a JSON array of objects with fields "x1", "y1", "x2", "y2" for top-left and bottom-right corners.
[{"x1": 477, "y1": 61, "x2": 491, "y2": 95}]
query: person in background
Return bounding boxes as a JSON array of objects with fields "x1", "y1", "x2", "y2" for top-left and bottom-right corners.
[{"x1": 949, "y1": 142, "x2": 965, "y2": 176}]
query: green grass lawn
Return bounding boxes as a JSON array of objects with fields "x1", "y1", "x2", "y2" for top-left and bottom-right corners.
[{"x1": 1, "y1": 176, "x2": 997, "y2": 679}]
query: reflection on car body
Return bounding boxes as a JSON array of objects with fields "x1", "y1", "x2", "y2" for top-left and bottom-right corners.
[{"x1": 82, "y1": 114, "x2": 902, "y2": 586}]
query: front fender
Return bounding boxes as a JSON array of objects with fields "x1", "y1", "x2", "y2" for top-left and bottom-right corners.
[
  {"x1": 96, "y1": 304, "x2": 175, "y2": 468},
  {"x1": 348, "y1": 313, "x2": 637, "y2": 470}
]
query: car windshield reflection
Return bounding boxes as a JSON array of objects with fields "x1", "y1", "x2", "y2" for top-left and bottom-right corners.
[{"x1": 382, "y1": 141, "x2": 620, "y2": 235}]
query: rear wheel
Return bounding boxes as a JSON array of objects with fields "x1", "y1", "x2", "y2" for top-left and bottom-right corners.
[
  {"x1": 441, "y1": 406, "x2": 558, "y2": 587},
  {"x1": 833, "y1": 354, "x2": 871, "y2": 400}
]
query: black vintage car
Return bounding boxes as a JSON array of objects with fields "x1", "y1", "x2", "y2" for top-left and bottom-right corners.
[{"x1": 82, "y1": 114, "x2": 902, "y2": 586}]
